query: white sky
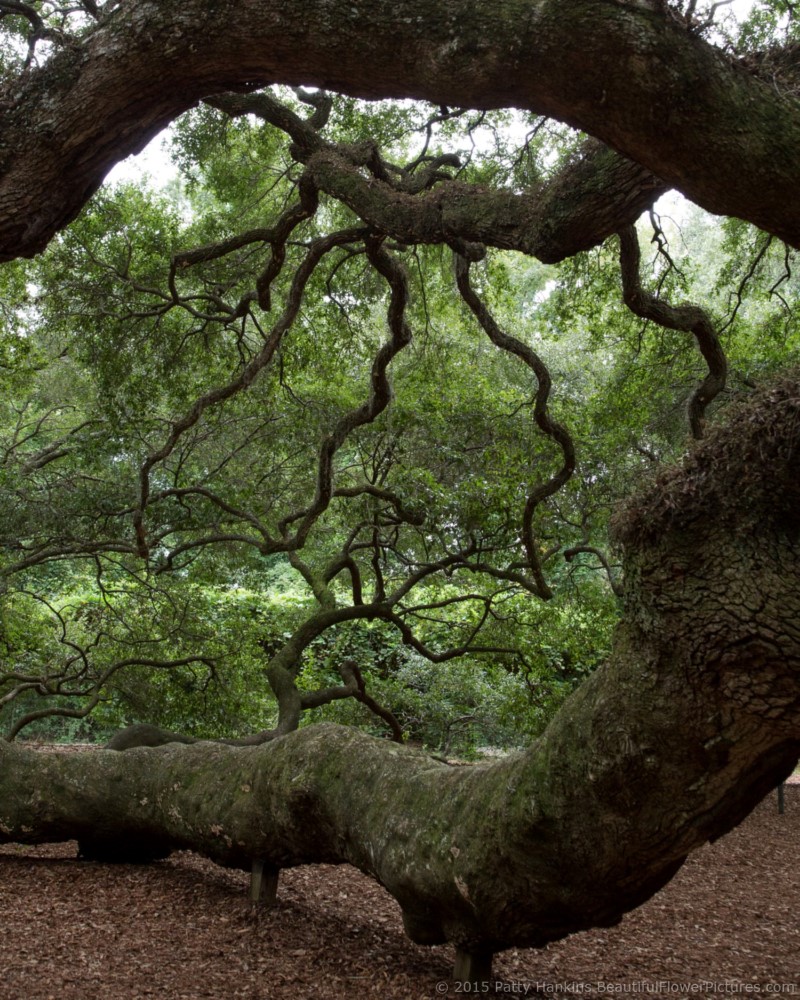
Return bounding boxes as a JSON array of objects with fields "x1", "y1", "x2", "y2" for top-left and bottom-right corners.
[{"x1": 104, "y1": 132, "x2": 177, "y2": 188}]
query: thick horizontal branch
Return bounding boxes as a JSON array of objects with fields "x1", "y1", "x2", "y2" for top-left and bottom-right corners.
[{"x1": 1, "y1": 0, "x2": 800, "y2": 260}]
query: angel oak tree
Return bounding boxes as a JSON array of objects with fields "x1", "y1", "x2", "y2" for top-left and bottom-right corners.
[
  {"x1": 1, "y1": 382, "x2": 799, "y2": 965},
  {"x1": 1, "y1": 0, "x2": 799, "y2": 984},
  {"x1": 1, "y1": 0, "x2": 800, "y2": 258}
]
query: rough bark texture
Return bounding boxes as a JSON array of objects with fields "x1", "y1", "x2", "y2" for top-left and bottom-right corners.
[
  {"x1": 1, "y1": 0, "x2": 800, "y2": 260},
  {"x1": 2, "y1": 793, "x2": 798, "y2": 999},
  {"x1": 1, "y1": 378, "x2": 798, "y2": 953},
  {"x1": 209, "y1": 88, "x2": 668, "y2": 264}
]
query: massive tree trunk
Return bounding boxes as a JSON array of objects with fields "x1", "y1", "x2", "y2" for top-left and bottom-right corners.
[
  {"x1": 1, "y1": 0, "x2": 800, "y2": 260},
  {"x1": 1, "y1": 378, "x2": 798, "y2": 956}
]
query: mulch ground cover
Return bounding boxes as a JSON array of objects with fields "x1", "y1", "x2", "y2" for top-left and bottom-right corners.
[{"x1": 0, "y1": 749, "x2": 797, "y2": 1000}]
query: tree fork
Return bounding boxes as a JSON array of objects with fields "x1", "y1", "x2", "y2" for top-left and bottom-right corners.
[{"x1": 1, "y1": 377, "x2": 799, "y2": 953}]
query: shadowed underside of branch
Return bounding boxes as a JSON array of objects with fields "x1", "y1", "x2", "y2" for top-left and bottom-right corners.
[
  {"x1": 1, "y1": 0, "x2": 800, "y2": 260},
  {"x1": 1, "y1": 376, "x2": 798, "y2": 953}
]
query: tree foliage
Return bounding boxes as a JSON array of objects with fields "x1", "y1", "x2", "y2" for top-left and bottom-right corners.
[
  {"x1": 2, "y1": 0, "x2": 800, "y2": 744},
  {"x1": 1, "y1": 2, "x2": 800, "y2": 975},
  {"x1": 3, "y1": 71, "x2": 680, "y2": 746}
]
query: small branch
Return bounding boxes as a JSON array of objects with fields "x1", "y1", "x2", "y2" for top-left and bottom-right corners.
[
  {"x1": 340, "y1": 660, "x2": 404, "y2": 743},
  {"x1": 454, "y1": 254, "x2": 575, "y2": 599},
  {"x1": 618, "y1": 225, "x2": 727, "y2": 440},
  {"x1": 299, "y1": 659, "x2": 403, "y2": 741},
  {"x1": 563, "y1": 545, "x2": 624, "y2": 597},
  {"x1": 279, "y1": 238, "x2": 414, "y2": 548},
  {"x1": 134, "y1": 228, "x2": 367, "y2": 558},
  {"x1": 720, "y1": 234, "x2": 772, "y2": 334}
]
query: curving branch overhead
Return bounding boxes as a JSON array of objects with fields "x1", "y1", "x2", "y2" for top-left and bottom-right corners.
[{"x1": 1, "y1": 0, "x2": 800, "y2": 261}]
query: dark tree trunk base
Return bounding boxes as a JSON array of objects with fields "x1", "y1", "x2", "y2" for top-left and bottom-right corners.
[
  {"x1": 453, "y1": 947, "x2": 494, "y2": 986},
  {"x1": 249, "y1": 860, "x2": 280, "y2": 908}
]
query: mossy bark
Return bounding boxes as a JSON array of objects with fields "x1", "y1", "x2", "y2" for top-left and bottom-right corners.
[
  {"x1": 1, "y1": 380, "x2": 799, "y2": 952},
  {"x1": 2, "y1": 0, "x2": 800, "y2": 259}
]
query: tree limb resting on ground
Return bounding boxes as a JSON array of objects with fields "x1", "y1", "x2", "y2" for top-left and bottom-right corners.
[{"x1": 2, "y1": 375, "x2": 798, "y2": 954}]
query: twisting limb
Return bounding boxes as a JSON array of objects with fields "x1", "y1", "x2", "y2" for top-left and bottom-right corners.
[
  {"x1": 207, "y1": 91, "x2": 665, "y2": 264},
  {"x1": 4, "y1": 0, "x2": 800, "y2": 261},
  {"x1": 279, "y1": 238, "x2": 414, "y2": 547},
  {"x1": 300, "y1": 660, "x2": 404, "y2": 742},
  {"x1": 168, "y1": 175, "x2": 320, "y2": 316},
  {"x1": 293, "y1": 87, "x2": 333, "y2": 130},
  {"x1": 133, "y1": 227, "x2": 367, "y2": 559},
  {"x1": 254, "y1": 176, "x2": 319, "y2": 312},
  {"x1": 618, "y1": 225, "x2": 727, "y2": 440},
  {"x1": 454, "y1": 253, "x2": 575, "y2": 599}
]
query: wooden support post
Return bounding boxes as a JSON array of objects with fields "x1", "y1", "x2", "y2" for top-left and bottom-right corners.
[
  {"x1": 249, "y1": 859, "x2": 279, "y2": 909},
  {"x1": 453, "y1": 947, "x2": 493, "y2": 987},
  {"x1": 777, "y1": 781, "x2": 785, "y2": 815}
]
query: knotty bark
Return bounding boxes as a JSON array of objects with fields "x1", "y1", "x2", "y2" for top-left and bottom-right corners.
[
  {"x1": 209, "y1": 90, "x2": 667, "y2": 264},
  {"x1": 1, "y1": 377, "x2": 798, "y2": 953},
  {"x1": 1, "y1": 0, "x2": 800, "y2": 260}
]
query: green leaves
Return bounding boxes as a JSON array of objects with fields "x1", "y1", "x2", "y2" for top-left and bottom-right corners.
[{"x1": 2, "y1": 55, "x2": 797, "y2": 748}]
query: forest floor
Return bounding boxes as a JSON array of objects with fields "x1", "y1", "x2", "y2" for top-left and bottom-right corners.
[{"x1": 0, "y1": 750, "x2": 797, "y2": 1000}]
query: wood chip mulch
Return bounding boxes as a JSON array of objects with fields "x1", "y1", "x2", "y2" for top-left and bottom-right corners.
[{"x1": 0, "y1": 757, "x2": 797, "y2": 1000}]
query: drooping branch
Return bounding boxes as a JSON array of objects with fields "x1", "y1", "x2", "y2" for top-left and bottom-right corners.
[
  {"x1": 0, "y1": 0, "x2": 75, "y2": 68},
  {"x1": 169, "y1": 175, "x2": 319, "y2": 315},
  {"x1": 385, "y1": 597, "x2": 525, "y2": 666},
  {"x1": 454, "y1": 253, "x2": 576, "y2": 598},
  {"x1": 720, "y1": 232, "x2": 774, "y2": 333},
  {"x1": 618, "y1": 225, "x2": 727, "y2": 439},
  {"x1": 2, "y1": 540, "x2": 138, "y2": 577}
]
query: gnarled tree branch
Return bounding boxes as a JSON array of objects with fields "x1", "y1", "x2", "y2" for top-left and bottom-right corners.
[
  {"x1": 2, "y1": 1, "x2": 800, "y2": 260},
  {"x1": 618, "y1": 225, "x2": 727, "y2": 439}
]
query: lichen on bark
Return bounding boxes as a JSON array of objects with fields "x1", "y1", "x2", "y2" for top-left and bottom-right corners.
[{"x1": 1, "y1": 377, "x2": 798, "y2": 953}]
